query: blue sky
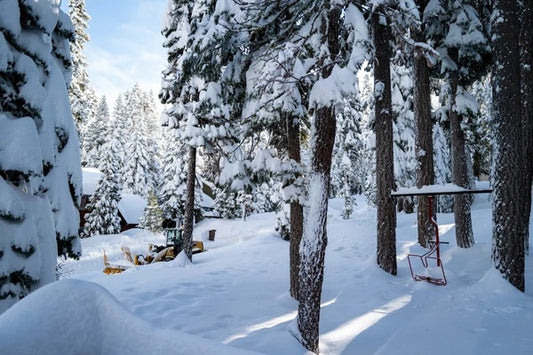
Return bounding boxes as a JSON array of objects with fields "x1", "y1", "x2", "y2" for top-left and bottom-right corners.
[{"x1": 62, "y1": 0, "x2": 169, "y2": 105}]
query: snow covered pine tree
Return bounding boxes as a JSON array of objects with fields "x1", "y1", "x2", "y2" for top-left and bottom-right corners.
[
  {"x1": 67, "y1": 0, "x2": 96, "y2": 135},
  {"x1": 294, "y1": 2, "x2": 368, "y2": 352},
  {"x1": 160, "y1": 0, "x2": 242, "y2": 261},
  {"x1": 425, "y1": 0, "x2": 490, "y2": 248},
  {"x1": 158, "y1": 130, "x2": 188, "y2": 225},
  {"x1": 0, "y1": 0, "x2": 82, "y2": 313},
  {"x1": 83, "y1": 96, "x2": 110, "y2": 169},
  {"x1": 140, "y1": 190, "x2": 164, "y2": 233},
  {"x1": 241, "y1": 1, "x2": 370, "y2": 351},
  {"x1": 82, "y1": 139, "x2": 122, "y2": 237},
  {"x1": 123, "y1": 85, "x2": 159, "y2": 198}
]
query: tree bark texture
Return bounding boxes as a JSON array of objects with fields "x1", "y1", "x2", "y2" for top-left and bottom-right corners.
[
  {"x1": 448, "y1": 48, "x2": 475, "y2": 248},
  {"x1": 520, "y1": 0, "x2": 533, "y2": 253},
  {"x1": 286, "y1": 112, "x2": 304, "y2": 300},
  {"x1": 297, "y1": 6, "x2": 340, "y2": 353},
  {"x1": 297, "y1": 107, "x2": 335, "y2": 354},
  {"x1": 491, "y1": 0, "x2": 525, "y2": 291},
  {"x1": 182, "y1": 145, "x2": 197, "y2": 261},
  {"x1": 412, "y1": 9, "x2": 435, "y2": 248},
  {"x1": 372, "y1": 12, "x2": 397, "y2": 275}
]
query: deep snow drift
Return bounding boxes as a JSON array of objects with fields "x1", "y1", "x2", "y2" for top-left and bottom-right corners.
[{"x1": 1, "y1": 193, "x2": 533, "y2": 354}]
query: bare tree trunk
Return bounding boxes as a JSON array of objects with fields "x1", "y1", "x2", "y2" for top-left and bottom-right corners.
[
  {"x1": 412, "y1": 13, "x2": 435, "y2": 248},
  {"x1": 289, "y1": 200, "x2": 303, "y2": 297},
  {"x1": 297, "y1": 107, "x2": 335, "y2": 353},
  {"x1": 296, "y1": 5, "x2": 340, "y2": 353},
  {"x1": 448, "y1": 48, "x2": 474, "y2": 248},
  {"x1": 286, "y1": 112, "x2": 304, "y2": 300},
  {"x1": 520, "y1": 0, "x2": 533, "y2": 253},
  {"x1": 372, "y1": 11, "x2": 397, "y2": 275},
  {"x1": 491, "y1": 0, "x2": 525, "y2": 291},
  {"x1": 182, "y1": 145, "x2": 197, "y2": 261}
]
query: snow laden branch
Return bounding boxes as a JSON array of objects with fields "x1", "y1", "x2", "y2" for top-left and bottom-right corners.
[{"x1": 1, "y1": 0, "x2": 82, "y2": 313}]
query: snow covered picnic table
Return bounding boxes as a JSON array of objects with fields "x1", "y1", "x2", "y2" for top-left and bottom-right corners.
[{"x1": 391, "y1": 183, "x2": 492, "y2": 197}]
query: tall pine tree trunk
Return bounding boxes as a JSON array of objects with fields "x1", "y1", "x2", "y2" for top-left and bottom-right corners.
[
  {"x1": 412, "y1": 3, "x2": 435, "y2": 248},
  {"x1": 296, "y1": 5, "x2": 340, "y2": 353},
  {"x1": 520, "y1": 0, "x2": 533, "y2": 253},
  {"x1": 491, "y1": 0, "x2": 526, "y2": 291},
  {"x1": 373, "y1": 11, "x2": 397, "y2": 275},
  {"x1": 289, "y1": 200, "x2": 304, "y2": 298},
  {"x1": 297, "y1": 106, "x2": 335, "y2": 353},
  {"x1": 286, "y1": 112, "x2": 304, "y2": 300},
  {"x1": 182, "y1": 145, "x2": 197, "y2": 261},
  {"x1": 448, "y1": 48, "x2": 474, "y2": 248}
]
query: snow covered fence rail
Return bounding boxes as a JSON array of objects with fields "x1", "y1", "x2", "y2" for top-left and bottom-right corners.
[{"x1": 391, "y1": 183, "x2": 492, "y2": 197}]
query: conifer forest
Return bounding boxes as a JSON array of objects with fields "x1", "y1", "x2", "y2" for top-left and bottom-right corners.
[{"x1": 0, "y1": 0, "x2": 532, "y2": 354}]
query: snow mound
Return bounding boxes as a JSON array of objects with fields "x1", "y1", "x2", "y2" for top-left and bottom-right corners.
[{"x1": 0, "y1": 279, "x2": 258, "y2": 355}]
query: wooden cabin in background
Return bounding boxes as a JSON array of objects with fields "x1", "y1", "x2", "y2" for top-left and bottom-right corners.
[{"x1": 80, "y1": 168, "x2": 147, "y2": 233}]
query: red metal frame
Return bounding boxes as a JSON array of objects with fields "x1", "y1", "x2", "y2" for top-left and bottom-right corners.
[
  {"x1": 393, "y1": 186, "x2": 492, "y2": 286},
  {"x1": 407, "y1": 196, "x2": 448, "y2": 286}
]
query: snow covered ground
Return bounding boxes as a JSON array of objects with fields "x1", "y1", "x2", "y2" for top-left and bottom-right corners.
[{"x1": 2, "y1": 193, "x2": 533, "y2": 354}]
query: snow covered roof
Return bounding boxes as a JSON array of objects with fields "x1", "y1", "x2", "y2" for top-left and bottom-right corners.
[
  {"x1": 118, "y1": 194, "x2": 146, "y2": 225},
  {"x1": 82, "y1": 168, "x2": 103, "y2": 196},
  {"x1": 200, "y1": 192, "x2": 214, "y2": 209}
]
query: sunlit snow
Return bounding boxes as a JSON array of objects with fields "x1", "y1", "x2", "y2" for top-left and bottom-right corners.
[{"x1": 1, "y1": 193, "x2": 533, "y2": 354}]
